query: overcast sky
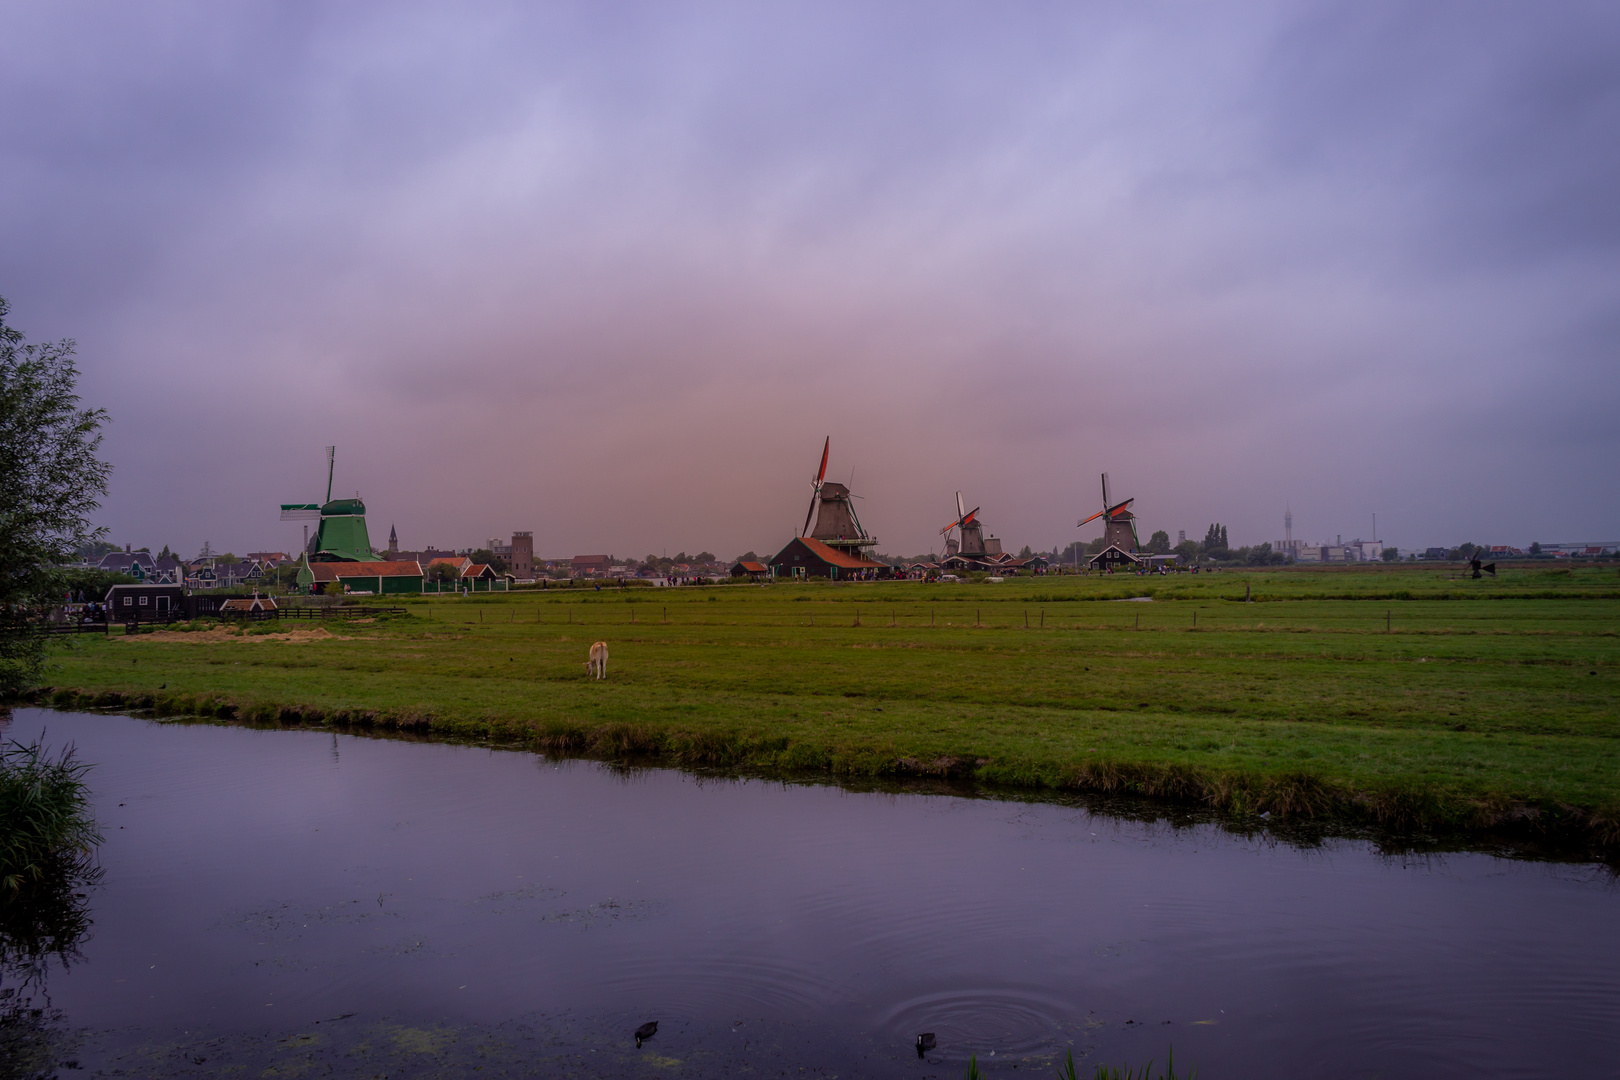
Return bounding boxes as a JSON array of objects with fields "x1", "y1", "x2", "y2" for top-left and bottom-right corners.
[{"x1": 3, "y1": 2, "x2": 1616, "y2": 559}]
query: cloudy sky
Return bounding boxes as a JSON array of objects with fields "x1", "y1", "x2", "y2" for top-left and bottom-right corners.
[{"x1": 3, "y1": 2, "x2": 1616, "y2": 559}]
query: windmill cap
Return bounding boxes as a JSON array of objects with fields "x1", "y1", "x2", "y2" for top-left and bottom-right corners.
[{"x1": 321, "y1": 498, "x2": 366, "y2": 516}]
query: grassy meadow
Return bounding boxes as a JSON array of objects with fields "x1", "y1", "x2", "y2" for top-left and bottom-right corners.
[{"x1": 22, "y1": 563, "x2": 1620, "y2": 846}]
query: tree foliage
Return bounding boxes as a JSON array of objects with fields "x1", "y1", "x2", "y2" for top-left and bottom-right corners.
[
  {"x1": 0, "y1": 298, "x2": 110, "y2": 693},
  {"x1": 1145, "y1": 530, "x2": 1171, "y2": 554}
]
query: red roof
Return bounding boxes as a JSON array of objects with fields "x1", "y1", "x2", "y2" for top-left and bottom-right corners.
[
  {"x1": 793, "y1": 537, "x2": 884, "y2": 570},
  {"x1": 735, "y1": 561, "x2": 767, "y2": 573},
  {"x1": 308, "y1": 561, "x2": 424, "y2": 581}
]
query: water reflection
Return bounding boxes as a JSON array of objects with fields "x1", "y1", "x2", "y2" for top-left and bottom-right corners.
[
  {"x1": 0, "y1": 708, "x2": 1616, "y2": 1079},
  {"x1": 0, "y1": 860, "x2": 99, "y2": 1078}
]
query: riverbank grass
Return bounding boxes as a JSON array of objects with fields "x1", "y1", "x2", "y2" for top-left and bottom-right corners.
[{"x1": 24, "y1": 564, "x2": 1620, "y2": 844}]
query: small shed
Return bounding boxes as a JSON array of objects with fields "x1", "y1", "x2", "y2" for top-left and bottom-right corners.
[
  {"x1": 219, "y1": 595, "x2": 279, "y2": 615},
  {"x1": 730, "y1": 560, "x2": 769, "y2": 581},
  {"x1": 461, "y1": 563, "x2": 503, "y2": 591},
  {"x1": 104, "y1": 583, "x2": 186, "y2": 619}
]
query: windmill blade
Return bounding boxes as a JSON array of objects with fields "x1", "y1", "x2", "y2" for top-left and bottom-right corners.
[
  {"x1": 802, "y1": 491, "x2": 820, "y2": 537},
  {"x1": 956, "y1": 491, "x2": 966, "y2": 521},
  {"x1": 1101, "y1": 472, "x2": 1110, "y2": 510},
  {"x1": 280, "y1": 504, "x2": 321, "y2": 521},
  {"x1": 963, "y1": 507, "x2": 979, "y2": 525},
  {"x1": 1106, "y1": 498, "x2": 1135, "y2": 518},
  {"x1": 815, "y1": 437, "x2": 830, "y2": 487},
  {"x1": 1077, "y1": 508, "x2": 1106, "y2": 528},
  {"x1": 1483, "y1": 562, "x2": 1497, "y2": 576}
]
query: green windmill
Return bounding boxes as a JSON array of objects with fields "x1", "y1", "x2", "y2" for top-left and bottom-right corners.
[{"x1": 280, "y1": 447, "x2": 377, "y2": 563}]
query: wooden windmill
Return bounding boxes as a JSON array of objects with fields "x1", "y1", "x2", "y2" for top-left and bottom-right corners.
[
  {"x1": 940, "y1": 492, "x2": 984, "y2": 557},
  {"x1": 279, "y1": 446, "x2": 375, "y2": 563},
  {"x1": 1077, "y1": 473, "x2": 1140, "y2": 567},
  {"x1": 800, "y1": 437, "x2": 878, "y2": 558}
]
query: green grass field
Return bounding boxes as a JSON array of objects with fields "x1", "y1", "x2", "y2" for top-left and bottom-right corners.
[{"x1": 23, "y1": 563, "x2": 1620, "y2": 846}]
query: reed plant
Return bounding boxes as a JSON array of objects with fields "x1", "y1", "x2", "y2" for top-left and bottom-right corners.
[
  {"x1": 0, "y1": 737, "x2": 101, "y2": 893},
  {"x1": 1058, "y1": 1046, "x2": 1194, "y2": 1080}
]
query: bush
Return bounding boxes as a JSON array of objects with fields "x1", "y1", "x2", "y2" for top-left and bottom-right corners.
[{"x1": 0, "y1": 738, "x2": 101, "y2": 894}]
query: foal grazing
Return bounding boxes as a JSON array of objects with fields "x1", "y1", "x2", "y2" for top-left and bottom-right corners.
[{"x1": 585, "y1": 641, "x2": 609, "y2": 679}]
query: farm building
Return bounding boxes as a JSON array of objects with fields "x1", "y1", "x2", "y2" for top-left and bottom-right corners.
[
  {"x1": 299, "y1": 560, "x2": 424, "y2": 595},
  {"x1": 571, "y1": 555, "x2": 612, "y2": 577},
  {"x1": 104, "y1": 583, "x2": 186, "y2": 619},
  {"x1": 768, "y1": 537, "x2": 886, "y2": 580},
  {"x1": 730, "y1": 560, "x2": 769, "y2": 581},
  {"x1": 1088, "y1": 545, "x2": 1141, "y2": 571}
]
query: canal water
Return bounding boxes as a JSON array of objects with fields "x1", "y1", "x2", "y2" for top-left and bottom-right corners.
[{"x1": 3, "y1": 708, "x2": 1616, "y2": 1079}]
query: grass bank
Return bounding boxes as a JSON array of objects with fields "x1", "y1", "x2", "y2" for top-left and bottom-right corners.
[{"x1": 20, "y1": 564, "x2": 1620, "y2": 848}]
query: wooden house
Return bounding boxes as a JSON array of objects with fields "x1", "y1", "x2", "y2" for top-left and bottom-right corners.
[
  {"x1": 768, "y1": 537, "x2": 885, "y2": 580},
  {"x1": 104, "y1": 583, "x2": 186, "y2": 619}
]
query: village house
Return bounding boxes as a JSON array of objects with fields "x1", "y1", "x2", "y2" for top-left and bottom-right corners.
[{"x1": 767, "y1": 537, "x2": 886, "y2": 580}]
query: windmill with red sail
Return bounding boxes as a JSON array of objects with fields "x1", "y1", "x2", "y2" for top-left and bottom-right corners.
[
  {"x1": 799, "y1": 437, "x2": 876, "y2": 555},
  {"x1": 1077, "y1": 473, "x2": 1141, "y2": 569},
  {"x1": 770, "y1": 437, "x2": 884, "y2": 579},
  {"x1": 940, "y1": 492, "x2": 984, "y2": 558}
]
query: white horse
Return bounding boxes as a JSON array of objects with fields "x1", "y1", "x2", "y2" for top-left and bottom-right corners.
[{"x1": 585, "y1": 641, "x2": 609, "y2": 679}]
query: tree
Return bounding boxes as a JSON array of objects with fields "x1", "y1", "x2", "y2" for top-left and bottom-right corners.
[
  {"x1": 1018, "y1": 545, "x2": 1034, "y2": 559},
  {"x1": 157, "y1": 544, "x2": 173, "y2": 560},
  {"x1": 0, "y1": 298, "x2": 110, "y2": 692},
  {"x1": 1382, "y1": 547, "x2": 1400, "y2": 562},
  {"x1": 1174, "y1": 539, "x2": 1200, "y2": 562},
  {"x1": 470, "y1": 548, "x2": 509, "y2": 574},
  {"x1": 1529, "y1": 541, "x2": 1542, "y2": 556},
  {"x1": 1146, "y1": 530, "x2": 1171, "y2": 554},
  {"x1": 1200, "y1": 523, "x2": 1229, "y2": 558},
  {"x1": 76, "y1": 539, "x2": 115, "y2": 562},
  {"x1": 694, "y1": 551, "x2": 716, "y2": 565}
]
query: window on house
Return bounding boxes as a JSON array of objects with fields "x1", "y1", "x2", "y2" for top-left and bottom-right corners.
[
  {"x1": 139, "y1": 596, "x2": 149, "y2": 605},
  {"x1": 124, "y1": 597, "x2": 132, "y2": 606}
]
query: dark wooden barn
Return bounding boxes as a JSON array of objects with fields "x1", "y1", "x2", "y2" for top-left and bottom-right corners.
[{"x1": 768, "y1": 537, "x2": 886, "y2": 580}]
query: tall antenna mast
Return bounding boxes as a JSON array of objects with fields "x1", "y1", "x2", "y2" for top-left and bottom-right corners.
[
  {"x1": 1373, "y1": 513, "x2": 1377, "y2": 542},
  {"x1": 1285, "y1": 504, "x2": 1293, "y2": 546},
  {"x1": 325, "y1": 447, "x2": 336, "y2": 502}
]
